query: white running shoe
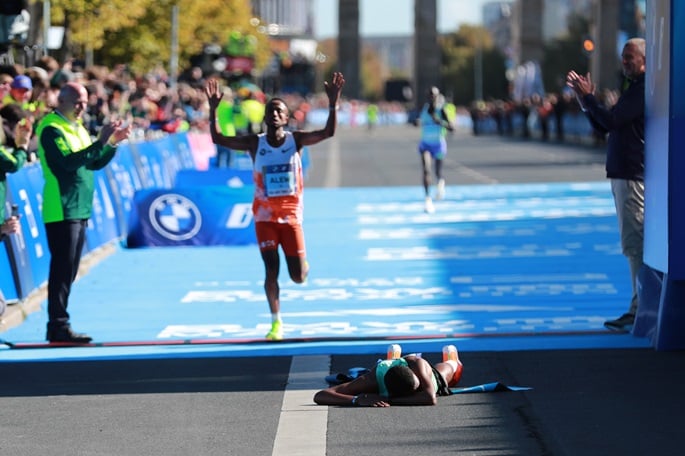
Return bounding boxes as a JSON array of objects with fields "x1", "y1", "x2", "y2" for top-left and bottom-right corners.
[
  {"x1": 435, "y1": 179, "x2": 445, "y2": 200},
  {"x1": 442, "y1": 344, "x2": 459, "y2": 363},
  {"x1": 424, "y1": 196, "x2": 435, "y2": 213}
]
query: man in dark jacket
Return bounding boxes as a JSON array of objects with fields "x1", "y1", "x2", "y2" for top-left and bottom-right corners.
[{"x1": 566, "y1": 37, "x2": 646, "y2": 332}]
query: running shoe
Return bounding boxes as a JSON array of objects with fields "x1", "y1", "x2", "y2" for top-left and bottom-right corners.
[
  {"x1": 435, "y1": 179, "x2": 445, "y2": 200},
  {"x1": 424, "y1": 196, "x2": 435, "y2": 214},
  {"x1": 442, "y1": 344, "x2": 459, "y2": 362},
  {"x1": 604, "y1": 313, "x2": 634, "y2": 332},
  {"x1": 442, "y1": 345, "x2": 463, "y2": 387},
  {"x1": 266, "y1": 320, "x2": 284, "y2": 341}
]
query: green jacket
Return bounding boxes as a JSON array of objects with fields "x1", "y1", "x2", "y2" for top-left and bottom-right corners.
[
  {"x1": 0, "y1": 144, "x2": 27, "y2": 220},
  {"x1": 36, "y1": 112, "x2": 116, "y2": 223}
]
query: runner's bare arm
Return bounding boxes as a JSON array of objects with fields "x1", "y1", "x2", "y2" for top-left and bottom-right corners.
[
  {"x1": 313, "y1": 368, "x2": 390, "y2": 407},
  {"x1": 204, "y1": 79, "x2": 258, "y2": 153},
  {"x1": 296, "y1": 72, "x2": 345, "y2": 148}
]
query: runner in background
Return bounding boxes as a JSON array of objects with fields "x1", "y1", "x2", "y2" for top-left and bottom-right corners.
[
  {"x1": 366, "y1": 102, "x2": 378, "y2": 130},
  {"x1": 414, "y1": 86, "x2": 454, "y2": 213}
]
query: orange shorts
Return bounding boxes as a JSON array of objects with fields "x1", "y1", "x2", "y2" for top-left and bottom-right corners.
[{"x1": 255, "y1": 222, "x2": 306, "y2": 257}]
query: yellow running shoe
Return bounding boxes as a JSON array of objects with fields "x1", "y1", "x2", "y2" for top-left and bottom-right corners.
[{"x1": 265, "y1": 320, "x2": 284, "y2": 341}]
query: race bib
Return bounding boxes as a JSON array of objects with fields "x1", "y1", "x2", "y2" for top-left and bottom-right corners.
[{"x1": 263, "y1": 164, "x2": 296, "y2": 197}]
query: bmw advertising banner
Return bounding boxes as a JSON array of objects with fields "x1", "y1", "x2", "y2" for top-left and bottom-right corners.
[{"x1": 126, "y1": 186, "x2": 256, "y2": 247}]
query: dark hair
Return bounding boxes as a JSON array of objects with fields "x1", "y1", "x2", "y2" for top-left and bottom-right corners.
[
  {"x1": 267, "y1": 97, "x2": 288, "y2": 113},
  {"x1": 384, "y1": 365, "x2": 417, "y2": 397},
  {"x1": 0, "y1": 103, "x2": 28, "y2": 125}
]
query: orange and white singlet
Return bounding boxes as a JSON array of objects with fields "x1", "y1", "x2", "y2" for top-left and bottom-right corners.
[{"x1": 252, "y1": 131, "x2": 304, "y2": 224}]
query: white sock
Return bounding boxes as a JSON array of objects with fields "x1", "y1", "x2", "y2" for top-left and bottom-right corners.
[
  {"x1": 272, "y1": 313, "x2": 281, "y2": 323},
  {"x1": 445, "y1": 360, "x2": 461, "y2": 370}
]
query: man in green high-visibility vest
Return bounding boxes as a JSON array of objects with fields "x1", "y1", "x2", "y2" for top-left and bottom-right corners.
[{"x1": 37, "y1": 82, "x2": 131, "y2": 343}]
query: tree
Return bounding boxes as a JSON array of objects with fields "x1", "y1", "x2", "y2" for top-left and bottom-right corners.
[
  {"x1": 48, "y1": 0, "x2": 270, "y2": 77},
  {"x1": 439, "y1": 25, "x2": 508, "y2": 105},
  {"x1": 47, "y1": 0, "x2": 152, "y2": 63},
  {"x1": 540, "y1": 13, "x2": 592, "y2": 94},
  {"x1": 360, "y1": 44, "x2": 385, "y2": 101}
]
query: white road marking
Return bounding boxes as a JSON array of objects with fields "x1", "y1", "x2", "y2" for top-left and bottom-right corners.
[
  {"x1": 322, "y1": 136, "x2": 341, "y2": 188},
  {"x1": 454, "y1": 162, "x2": 499, "y2": 184},
  {"x1": 272, "y1": 355, "x2": 330, "y2": 456}
]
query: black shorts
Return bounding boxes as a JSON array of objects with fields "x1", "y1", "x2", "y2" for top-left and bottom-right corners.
[{"x1": 431, "y1": 365, "x2": 452, "y2": 396}]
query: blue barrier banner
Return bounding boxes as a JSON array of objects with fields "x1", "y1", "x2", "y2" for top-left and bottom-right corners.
[
  {"x1": 102, "y1": 165, "x2": 127, "y2": 238},
  {"x1": 126, "y1": 186, "x2": 256, "y2": 247},
  {"x1": 107, "y1": 144, "x2": 144, "y2": 231},
  {"x1": 148, "y1": 135, "x2": 186, "y2": 184},
  {"x1": 229, "y1": 150, "x2": 253, "y2": 170},
  {"x1": 174, "y1": 168, "x2": 254, "y2": 188},
  {"x1": 669, "y1": 0, "x2": 685, "y2": 278},
  {"x1": 171, "y1": 132, "x2": 200, "y2": 170},
  {"x1": 19, "y1": 163, "x2": 50, "y2": 286},
  {"x1": 86, "y1": 169, "x2": 121, "y2": 250},
  {"x1": 302, "y1": 146, "x2": 311, "y2": 178},
  {"x1": 84, "y1": 218, "x2": 101, "y2": 252},
  {"x1": 130, "y1": 141, "x2": 172, "y2": 189},
  {"x1": 0, "y1": 239, "x2": 19, "y2": 302},
  {"x1": 5, "y1": 175, "x2": 36, "y2": 298}
]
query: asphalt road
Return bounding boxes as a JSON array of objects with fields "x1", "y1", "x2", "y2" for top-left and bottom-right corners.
[
  {"x1": 2, "y1": 126, "x2": 683, "y2": 456},
  {"x1": 305, "y1": 125, "x2": 606, "y2": 188}
]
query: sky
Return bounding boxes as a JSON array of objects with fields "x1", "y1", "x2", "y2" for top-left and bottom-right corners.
[{"x1": 313, "y1": 0, "x2": 491, "y2": 39}]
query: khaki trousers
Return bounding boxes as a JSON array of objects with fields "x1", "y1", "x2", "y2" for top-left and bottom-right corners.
[{"x1": 610, "y1": 179, "x2": 645, "y2": 315}]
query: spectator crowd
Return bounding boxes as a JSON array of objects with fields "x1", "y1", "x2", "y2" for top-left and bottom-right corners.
[{"x1": 468, "y1": 88, "x2": 622, "y2": 147}]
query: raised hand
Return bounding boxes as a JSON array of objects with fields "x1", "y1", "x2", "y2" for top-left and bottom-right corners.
[
  {"x1": 204, "y1": 79, "x2": 224, "y2": 110},
  {"x1": 110, "y1": 119, "x2": 132, "y2": 145},
  {"x1": 1, "y1": 217, "x2": 20, "y2": 235},
  {"x1": 13, "y1": 117, "x2": 33, "y2": 149},
  {"x1": 566, "y1": 71, "x2": 595, "y2": 96},
  {"x1": 324, "y1": 72, "x2": 345, "y2": 106}
]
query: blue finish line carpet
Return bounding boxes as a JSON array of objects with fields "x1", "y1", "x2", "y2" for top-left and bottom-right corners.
[{"x1": 0, "y1": 182, "x2": 650, "y2": 361}]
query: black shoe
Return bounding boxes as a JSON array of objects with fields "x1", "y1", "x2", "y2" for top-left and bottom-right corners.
[
  {"x1": 47, "y1": 327, "x2": 93, "y2": 344},
  {"x1": 604, "y1": 313, "x2": 635, "y2": 332}
]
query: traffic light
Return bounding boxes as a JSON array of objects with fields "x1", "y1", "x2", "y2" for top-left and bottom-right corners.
[{"x1": 582, "y1": 38, "x2": 595, "y2": 56}]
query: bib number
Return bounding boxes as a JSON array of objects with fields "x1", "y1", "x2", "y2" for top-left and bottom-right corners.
[{"x1": 263, "y1": 164, "x2": 296, "y2": 197}]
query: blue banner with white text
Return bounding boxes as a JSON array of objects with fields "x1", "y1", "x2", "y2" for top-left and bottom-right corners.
[{"x1": 126, "y1": 186, "x2": 256, "y2": 247}]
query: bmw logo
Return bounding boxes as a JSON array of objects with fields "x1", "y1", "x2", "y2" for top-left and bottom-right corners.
[{"x1": 149, "y1": 193, "x2": 202, "y2": 241}]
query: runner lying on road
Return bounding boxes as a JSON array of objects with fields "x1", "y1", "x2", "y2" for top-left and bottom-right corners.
[{"x1": 313, "y1": 345, "x2": 463, "y2": 407}]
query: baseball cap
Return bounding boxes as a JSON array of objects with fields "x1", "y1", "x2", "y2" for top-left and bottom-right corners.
[{"x1": 11, "y1": 75, "x2": 32, "y2": 90}]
